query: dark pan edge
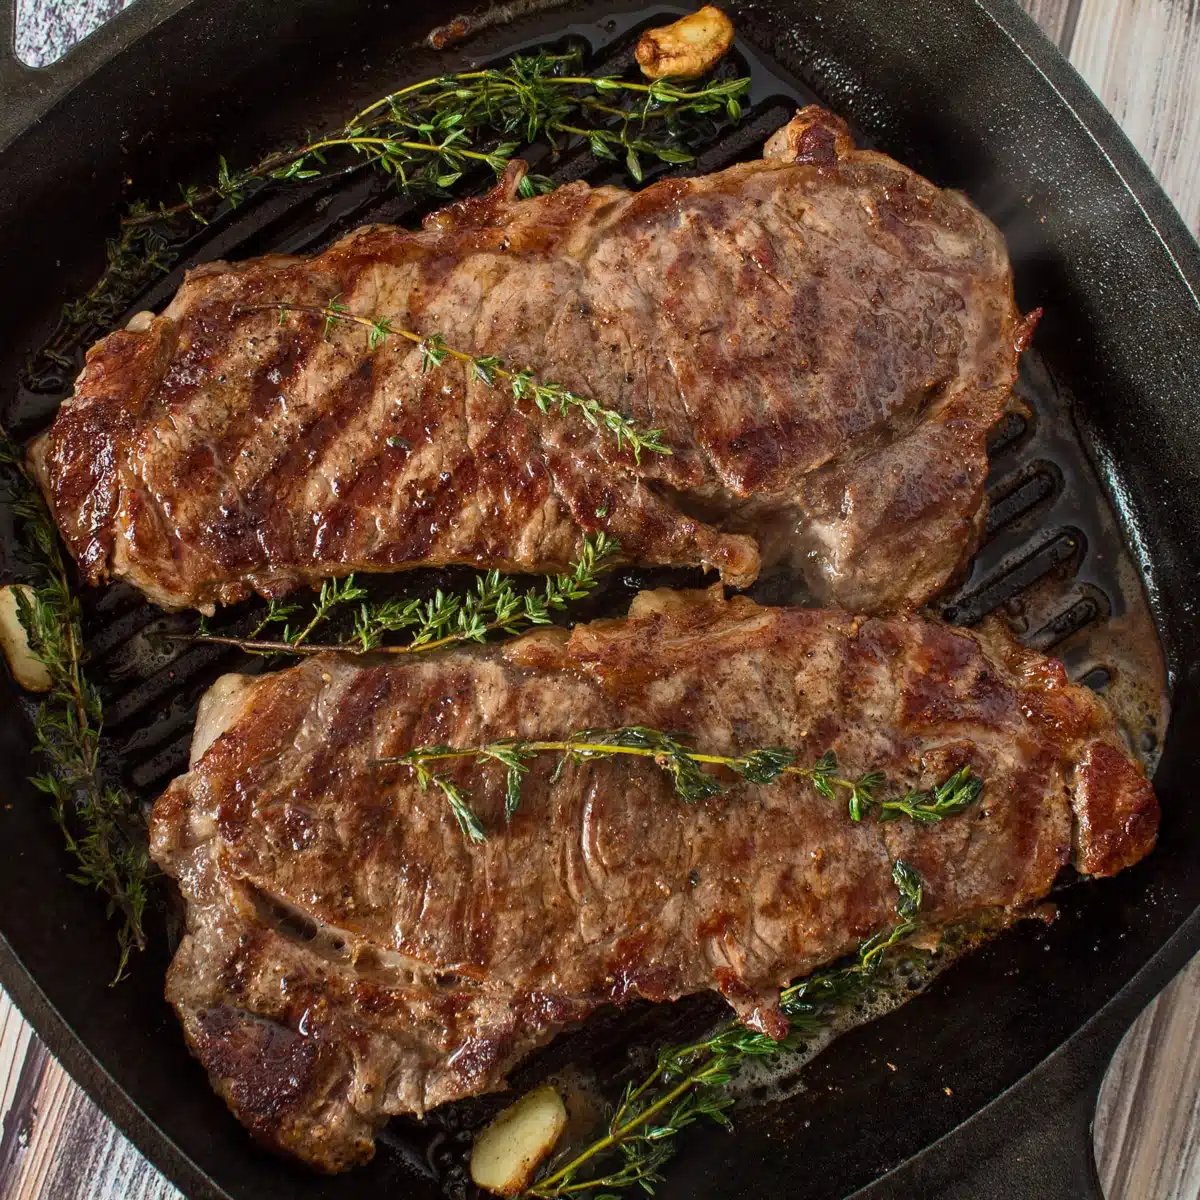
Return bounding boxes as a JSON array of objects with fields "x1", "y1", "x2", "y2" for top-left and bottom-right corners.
[
  {"x1": 858, "y1": 4, "x2": 1200, "y2": 1193},
  {"x1": 976, "y1": 0, "x2": 1200, "y2": 307},
  {"x1": 857, "y1": 906, "x2": 1200, "y2": 1198}
]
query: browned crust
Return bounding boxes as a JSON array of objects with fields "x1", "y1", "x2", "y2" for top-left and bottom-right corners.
[
  {"x1": 42, "y1": 322, "x2": 177, "y2": 583},
  {"x1": 1071, "y1": 740, "x2": 1159, "y2": 876},
  {"x1": 763, "y1": 104, "x2": 856, "y2": 164},
  {"x1": 181, "y1": 1003, "x2": 375, "y2": 1172}
]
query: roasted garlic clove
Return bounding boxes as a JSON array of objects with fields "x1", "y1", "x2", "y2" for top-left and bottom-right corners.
[
  {"x1": 470, "y1": 1083, "x2": 569, "y2": 1196},
  {"x1": 0, "y1": 585, "x2": 52, "y2": 692},
  {"x1": 635, "y1": 6, "x2": 735, "y2": 81},
  {"x1": 125, "y1": 310, "x2": 156, "y2": 332}
]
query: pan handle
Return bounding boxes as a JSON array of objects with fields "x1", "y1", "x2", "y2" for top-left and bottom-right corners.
[
  {"x1": 0, "y1": 0, "x2": 195, "y2": 153},
  {"x1": 0, "y1": 0, "x2": 55, "y2": 133},
  {"x1": 0, "y1": 0, "x2": 26, "y2": 100}
]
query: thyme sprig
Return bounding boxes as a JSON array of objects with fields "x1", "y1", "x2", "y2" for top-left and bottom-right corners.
[
  {"x1": 527, "y1": 860, "x2": 928, "y2": 1198},
  {"x1": 383, "y1": 728, "x2": 984, "y2": 831},
  {"x1": 122, "y1": 53, "x2": 748, "y2": 227},
  {"x1": 27, "y1": 49, "x2": 749, "y2": 385},
  {"x1": 247, "y1": 300, "x2": 670, "y2": 462},
  {"x1": 0, "y1": 431, "x2": 150, "y2": 980},
  {"x1": 252, "y1": 573, "x2": 367, "y2": 647},
  {"x1": 183, "y1": 532, "x2": 618, "y2": 659}
]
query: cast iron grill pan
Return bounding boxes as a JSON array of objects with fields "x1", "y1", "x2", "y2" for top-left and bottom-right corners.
[{"x1": 1, "y1": 3, "x2": 1199, "y2": 1199}]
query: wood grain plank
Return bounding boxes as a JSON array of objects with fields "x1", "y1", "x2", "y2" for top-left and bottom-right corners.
[
  {"x1": 0, "y1": 991, "x2": 182, "y2": 1200},
  {"x1": 12, "y1": 1050, "x2": 81, "y2": 1200},
  {"x1": 0, "y1": 0, "x2": 1197, "y2": 1197},
  {"x1": 1067, "y1": 0, "x2": 1200, "y2": 234},
  {"x1": 0, "y1": 999, "x2": 36, "y2": 1117},
  {"x1": 1021, "y1": 0, "x2": 1083, "y2": 50},
  {"x1": 0, "y1": 1013, "x2": 47, "y2": 1196},
  {"x1": 35, "y1": 1088, "x2": 180, "y2": 1200},
  {"x1": 1096, "y1": 951, "x2": 1200, "y2": 1200}
]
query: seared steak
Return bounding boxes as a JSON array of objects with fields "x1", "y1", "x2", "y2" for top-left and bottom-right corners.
[
  {"x1": 150, "y1": 588, "x2": 1156, "y2": 1170},
  {"x1": 40, "y1": 106, "x2": 1031, "y2": 613}
]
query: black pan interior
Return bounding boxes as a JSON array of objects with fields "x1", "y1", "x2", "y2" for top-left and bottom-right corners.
[{"x1": 1, "y1": 2, "x2": 1200, "y2": 1198}]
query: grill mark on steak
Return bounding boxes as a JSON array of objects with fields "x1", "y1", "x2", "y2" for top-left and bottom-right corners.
[
  {"x1": 39, "y1": 106, "x2": 1028, "y2": 613},
  {"x1": 151, "y1": 587, "x2": 1158, "y2": 1170}
]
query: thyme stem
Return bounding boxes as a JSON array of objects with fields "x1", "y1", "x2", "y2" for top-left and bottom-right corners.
[
  {"x1": 27, "y1": 49, "x2": 749, "y2": 387},
  {"x1": 116, "y1": 59, "x2": 748, "y2": 229},
  {"x1": 344, "y1": 55, "x2": 573, "y2": 128},
  {"x1": 300, "y1": 135, "x2": 499, "y2": 164},
  {"x1": 533, "y1": 1071, "x2": 709, "y2": 1196},
  {"x1": 345, "y1": 61, "x2": 699, "y2": 130},
  {"x1": 179, "y1": 533, "x2": 619, "y2": 659},
  {"x1": 172, "y1": 617, "x2": 530, "y2": 657},
  {"x1": 382, "y1": 729, "x2": 985, "y2": 827}
]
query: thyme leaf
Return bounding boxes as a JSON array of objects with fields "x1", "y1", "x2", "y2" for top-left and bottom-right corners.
[
  {"x1": 406, "y1": 756, "x2": 487, "y2": 844},
  {"x1": 559, "y1": 727, "x2": 725, "y2": 803},
  {"x1": 0, "y1": 429, "x2": 150, "y2": 980},
  {"x1": 875, "y1": 765, "x2": 985, "y2": 823},
  {"x1": 289, "y1": 575, "x2": 369, "y2": 648},
  {"x1": 526, "y1": 861, "x2": 929, "y2": 1198}
]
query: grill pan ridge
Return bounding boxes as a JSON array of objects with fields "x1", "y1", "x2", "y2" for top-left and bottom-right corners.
[{"x1": 1, "y1": 2, "x2": 1199, "y2": 1198}]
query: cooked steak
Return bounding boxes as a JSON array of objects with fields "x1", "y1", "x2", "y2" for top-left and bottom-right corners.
[
  {"x1": 39, "y1": 106, "x2": 1032, "y2": 614},
  {"x1": 150, "y1": 588, "x2": 1156, "y2": 1170}
]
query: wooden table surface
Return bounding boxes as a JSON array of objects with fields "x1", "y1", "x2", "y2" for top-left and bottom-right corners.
[{"x1": 2, "y1": 1, "x2": 1199, "y2": 1197}]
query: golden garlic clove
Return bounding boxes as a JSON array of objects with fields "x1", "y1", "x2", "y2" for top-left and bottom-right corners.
[
  {"x1": 0, "y1": 585, "x2": 52, "y2": 692},
  {"x1": 469, "y1": 1083, "x2": 569, "y2": 1196},
  {"x1": 635, "y1": 6, "x2": 735, "y2": 81}
]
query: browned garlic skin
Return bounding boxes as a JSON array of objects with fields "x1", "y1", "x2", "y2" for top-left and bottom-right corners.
[{"x1": 635, "y1": 6, "x2": 736, "y2": 80}]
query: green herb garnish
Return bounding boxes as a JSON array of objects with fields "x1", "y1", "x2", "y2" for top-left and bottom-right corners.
[
  {"x1": 0, "y1": 430, "x2": 150, "y2": 980},
  {"x1": 26, "y1": 50, "x2": 749, "y2": 386},
  {"x1": 383, "y1": 729, "x2": 984, "y2": 837},
  {"x1": 243, "y1": 301, "x2": 670, "y2": 463},
  {"x1": 182, "y1": 531, "x2": 618, "y2": 658}
]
